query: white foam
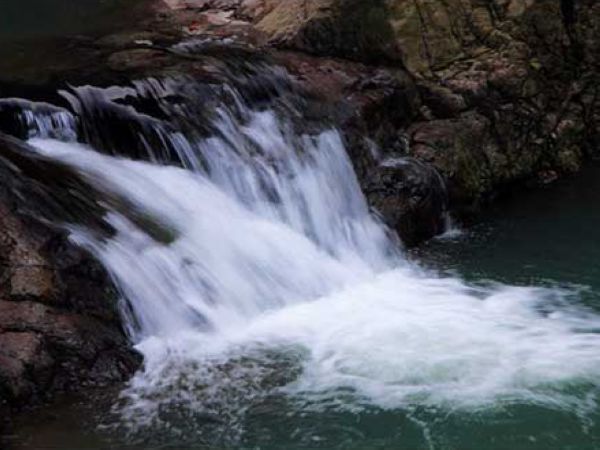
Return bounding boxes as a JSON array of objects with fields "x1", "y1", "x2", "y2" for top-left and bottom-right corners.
[{"x1": 27, "y1": 107, "x2": 600, "y2": 430}]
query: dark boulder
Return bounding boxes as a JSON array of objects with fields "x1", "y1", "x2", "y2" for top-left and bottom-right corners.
[{"x1": 364, "y1": 157, "x2": 448, "y2": 247}]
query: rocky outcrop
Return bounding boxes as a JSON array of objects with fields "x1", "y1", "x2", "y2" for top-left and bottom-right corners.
[
  {"x1": 250, "y1": 0, "x2": 599, "y2": 219},
  {"x1": 111, "y1": 0, "x2": 596, "y2": 236},
  {"x1": 364, "y1": 157, "x2": 447, "y2": 247},
  {"x1": 1, "y1": 0, "x2": 597, "y2": 242},
  {"x1": 0, "y1": 134, "x2": 141, "y2": 418},
  {"x1": 256, "y1": 0, "x2": 402, "y2": 64},
  {"x1": 0, "y1": 0, "x2": 597, "y2": 242}
]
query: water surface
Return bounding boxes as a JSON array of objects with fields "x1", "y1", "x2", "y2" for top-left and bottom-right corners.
[
  {"x1": 416, "y1": 163, "x2": 600, "y2": 304},
  {"x1": 4, "y1": 130, "x2": 600, "y2": 450}
]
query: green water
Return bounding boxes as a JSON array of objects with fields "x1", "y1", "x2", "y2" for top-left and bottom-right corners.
[
  {"x1": 4, "y1": 166, "x2": 600, "y2": 449},
  {"x1": 415, "y1": 164, "x2": 600, "y2": 305},
  {"x1": 5, "y1": 392, "x2": 600, "y2": 449}
]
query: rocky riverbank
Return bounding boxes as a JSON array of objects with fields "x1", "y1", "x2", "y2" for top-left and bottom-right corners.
[
  {"x1": 0, "y1": 135, "x2": 142, "y2": 429},
  {"x1": 0, "y1": 0, "x2": 598, "y2": 425},
  {"x1": 149, "y1": 0, "x2": 599, "y2": 234},
  {"x1": 2, "y1": 0, "x2": 598, "y2": 242}
]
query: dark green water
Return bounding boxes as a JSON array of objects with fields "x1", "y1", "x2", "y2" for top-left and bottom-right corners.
[
  {"x1": 4, "y1": 165, "x2": 600, "y2": 450},
  {"x1": 415, "y1": 163, "x2": 600, "y2": 306}
]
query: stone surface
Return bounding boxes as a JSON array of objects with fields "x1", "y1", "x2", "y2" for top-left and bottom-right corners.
[
  {"x1": 283, "y1": 0, "x2": 599, "y2": 218},
  {"x1": 364, "y1": 157, "x2": 448, "y2": 247},
  {"x1": 257, "y1": 0, "x2": 402, "y2": 63},
  {"x1": 0, "y1": 135, "x2": 141, "y2": 415},
  {"x1": 147, "y1": 0, "x2": 599, "y2": 226}
]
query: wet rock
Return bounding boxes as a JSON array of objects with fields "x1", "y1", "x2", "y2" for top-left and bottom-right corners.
[
  {"x1": 0, "y1": 134, "x2": 141, "y2": 413},
  {"x1": 0, "y1": 332, "x2": 54, "y2": 401},
  {"x1": 364, "y1": 157, "x2": 447, "y2": 247},
  {"x1": 0, "y1": 0, "x2": 597, "y2": 257},
  {"x1": 276, "y1": 50, "x2": 420, "y2": 180},
  {"x1": 9, "y1": 266, "x2": 55, "y2": 302},
  {"x1": 0, "y1": 98, "x2": 76, "y2": 141},
  {"x1": 251, "y1": 0, "x2": 595, "y2": 230}
]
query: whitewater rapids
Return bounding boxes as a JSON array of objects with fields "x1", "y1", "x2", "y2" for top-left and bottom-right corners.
[{"x1": 25, "y1": 103, "x2": 600, "y2": 435}]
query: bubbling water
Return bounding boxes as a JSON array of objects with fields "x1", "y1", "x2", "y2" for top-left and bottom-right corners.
[{"x1": 24, "y1": 87, "x2": 600, "y2": 441}]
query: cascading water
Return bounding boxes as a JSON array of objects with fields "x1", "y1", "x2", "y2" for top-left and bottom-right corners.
[{"x1": 10, "y1": 71, "x2": 600, "y2": 446}]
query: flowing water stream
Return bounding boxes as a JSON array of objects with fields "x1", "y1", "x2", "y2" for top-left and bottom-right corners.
[{"x1": 4, "y1": 71, "x2": 600, "y2": 449}]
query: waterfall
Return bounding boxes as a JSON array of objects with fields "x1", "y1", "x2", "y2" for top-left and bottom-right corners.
[{"x1": 10, "y1": 72, "x2": 600, "y2": 441}]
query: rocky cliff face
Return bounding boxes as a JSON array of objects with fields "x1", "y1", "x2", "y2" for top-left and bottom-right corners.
[
  {"x1": 129, "y1": 0, "x2": 598, "y2": 238},
  {"x1": 251, "y1": 0, "x2": 599, "y2": 220}
]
